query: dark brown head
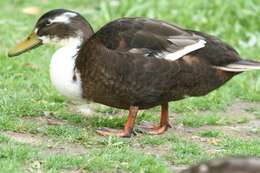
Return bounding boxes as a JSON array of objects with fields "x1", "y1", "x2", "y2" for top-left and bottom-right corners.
[{"x1": 8, "y1": 9, "x2": 94, "y2": 57}]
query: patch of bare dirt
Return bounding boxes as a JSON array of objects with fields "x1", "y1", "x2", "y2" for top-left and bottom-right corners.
[
  {"x1": 41, "y1": 142, "x2": 87, "y2": 156},
  {"x1": 133, "y1": 141, "x2": 172, "y2": 158},
  {"x1": 2, "y1": 131, "x2": 87, "y2": 156},
  {"x1": 4, "y1": 131, "x2": 51, "y2": 145},
  {"x1": 22, "y1": 114, "x2": 67, "y2": 127},
  {"x1": 217, "y1": 101, "x2": 259, "y2": 119}
]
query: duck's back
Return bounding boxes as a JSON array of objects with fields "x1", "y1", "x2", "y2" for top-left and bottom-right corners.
[{"x1": 76, "y1": 17, "x2": 241, "y2": 109}]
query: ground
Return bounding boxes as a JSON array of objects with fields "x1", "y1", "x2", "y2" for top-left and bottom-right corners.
[{"x1": 0, "y1": 0, "x2": 260, "y2": 173}]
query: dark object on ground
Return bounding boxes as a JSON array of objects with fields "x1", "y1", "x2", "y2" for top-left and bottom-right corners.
[{"x1": 181, "y1": 157, "x2": 260, "y2": 173}]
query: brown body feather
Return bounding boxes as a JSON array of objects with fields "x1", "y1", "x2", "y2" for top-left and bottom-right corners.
[{"x1": 76, "y1": 18, "x2": 241, "y2": 109}]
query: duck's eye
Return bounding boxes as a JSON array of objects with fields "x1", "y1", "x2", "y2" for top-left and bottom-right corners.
[{"x1": 45, "y1": 20, "x2": 51, "y2": 26}]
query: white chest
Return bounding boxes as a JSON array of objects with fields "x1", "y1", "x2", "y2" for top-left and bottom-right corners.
[{"x1": 50, "y1": 45, "x2": 83, "y2": 101}]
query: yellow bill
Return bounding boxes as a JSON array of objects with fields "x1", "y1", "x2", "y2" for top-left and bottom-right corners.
[{"x1": 8, "y1": 32, "x2": 42, "y2": 57}]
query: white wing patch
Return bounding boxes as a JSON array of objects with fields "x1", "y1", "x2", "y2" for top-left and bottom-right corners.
[
  {"x1": 128, "y1": 35, "x2": 206, "y2": 62},
  {"x1": 50, "y1": 12, "x2": 77, "y2": 24},
  {"x1": 213, "y1": 64, "x2": 260, "y2": 72},
  {"x1": 163, "y1": 39, "x2": 206, "y2": 61}
]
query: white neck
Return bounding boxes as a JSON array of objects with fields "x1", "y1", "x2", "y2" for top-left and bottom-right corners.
[{"x1": 49, "y1": 38, "x2": 84, "y2": 101}]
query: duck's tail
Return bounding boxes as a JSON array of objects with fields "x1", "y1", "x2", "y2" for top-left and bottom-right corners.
[{"x1": 214, "y1": 60, "x2": 260, "y2": 72}]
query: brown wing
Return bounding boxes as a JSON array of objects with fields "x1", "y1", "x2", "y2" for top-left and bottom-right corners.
[
  {"x1": 94, "y1": 17, "x2": 241, "y2": 66},
  {"x1": 94, "y1": 17, "x2": 206, "y2": 61}
]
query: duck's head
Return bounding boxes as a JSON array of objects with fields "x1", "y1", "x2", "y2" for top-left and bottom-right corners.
[{"x1": 8, "y1": 9, "x2": 94, "y2": 57}]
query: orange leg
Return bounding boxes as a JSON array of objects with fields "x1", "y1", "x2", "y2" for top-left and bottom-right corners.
[
  {"x1": 139, "y1": 102, "x2": 172, "y2": 135},
  {"x1": 96, "y1": 106, "x2": 139, "y2": 137}
]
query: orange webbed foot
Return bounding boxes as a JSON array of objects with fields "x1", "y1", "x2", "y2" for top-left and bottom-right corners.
[
  {"x1": 96, "y1": 127, "x2": 134, "y2": 137},
  {"x1": 137, "y1": 121, "x2": 172, "y2": 135}
]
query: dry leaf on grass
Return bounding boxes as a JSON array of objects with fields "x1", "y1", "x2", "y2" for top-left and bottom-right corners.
[
  {"x1": 22, "y1": 6, "x2": 41, "y2": 15},
  {"x1": 207, "y1": 138, "x2": 220, "y2": 145},
  {"x1": 23, "y1": 63, "x2": 39, "y2": 70}
]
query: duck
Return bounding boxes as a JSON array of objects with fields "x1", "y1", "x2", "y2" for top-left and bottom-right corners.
[{"x1": 8, "y1": 9, "x2": 260, "y2": 137}]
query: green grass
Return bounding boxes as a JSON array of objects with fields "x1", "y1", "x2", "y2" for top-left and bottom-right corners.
[
  {"x1": 219, "y1": 137, "x2": 260, "y2": 156},
  {"x1": 176, "y1": 112, "x2": 251, "y2": 127},
  {"x1": 199, "y1": 130, "x2": 222, "y2": 138},
  {"x1": 177, "y1": 113, "x2": 223, "y2": 127},
  {"x1": 0, "y1": 140, "x2": 37, "y2": 173},
  {"x1": 0, "y1": 0, "x2": 260, "y2": 172}
]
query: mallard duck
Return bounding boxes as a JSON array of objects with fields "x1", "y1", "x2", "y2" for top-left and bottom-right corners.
[{"x1": 8, "y1": 9, "x2": 260, "y2": 137}]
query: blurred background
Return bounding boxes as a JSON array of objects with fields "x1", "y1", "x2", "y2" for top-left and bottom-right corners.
[{"x1": 1, "y1": 0, "x2": 260, "y2": 54}]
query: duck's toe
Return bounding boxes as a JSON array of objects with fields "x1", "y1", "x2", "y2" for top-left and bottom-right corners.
[
  {"x1": 136, "y1": 121, "x2": 172, "y2": 135},
  {"x1": 96, "y1": 127, "x2": 135, "y2": 138}
]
